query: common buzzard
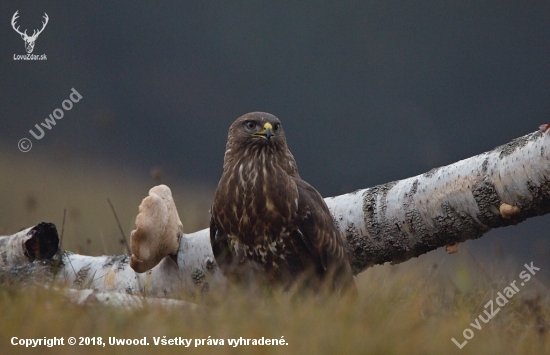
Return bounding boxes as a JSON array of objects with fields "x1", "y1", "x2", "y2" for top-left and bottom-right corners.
[{"x1": 210, "y1": 112, "x2": 355, "y2": 294}]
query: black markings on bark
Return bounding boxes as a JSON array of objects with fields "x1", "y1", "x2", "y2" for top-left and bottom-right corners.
[
  {"x1": 481, "y1": 157, "x2": 489, "y2": 174},
  {"x1": 74, "y1": 265, "x2": 91, "y2": 288},
  {"x1": 191, "y1": 268, "x2": 210, "y2": 294},
  {"x1": 0, "y1": 238, "x2": 7, "y2": 264},
  {"x1": 434, "y1": 202, "x2": 486, "y2": 242},
  {"x1": 362, "y1": 187, "x2": 379, "y2": 241},
  {"x1": 205, "y1": 257, "x2": 218, "y2": 273},
  {"x1": 192, "y1": 268, "x2": 205, "y2": 285},
  {"x1": 472, "y1": 178, "x2": 503, "y2": 227},
  {"x1": 403, "y1": 179, "x2": 428, "y2": 248},
  {"x1": 344, "y1": 223, "x2": 371, "y2": 274},
  {"x1": 116, "y1": 255, "x2": 129, "y2": 271},
  {"x1": 497, "y1": 132, "x2": 542, "y2": 159},
  {"x1": 362, "y1": 181, "x2": 398, "y2": 243},
  {"x1": 526, "y1": 180, "x2": 550, "y2": 217},
  {"x1": 355, "y1": 180, "x2": 414, "y2": 270},
  {"x1": 404, "y1": 209, "x2": 425, "y2": 237},
  {"x1": 423, "y1": 166, "x2": 442, "y2": 178},
  {"x1": 409, "y1": 179, "x2": 419, "y2": 196},
  {"x1": 383, "y1": 216, "x2": 411, "y2": 264},
  {"x1": 102, "y1": 255, "x2": 130, "y2": 272}
]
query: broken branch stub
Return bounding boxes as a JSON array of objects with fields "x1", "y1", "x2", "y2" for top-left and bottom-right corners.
[
  {"x1": 0, "y1": 223, "x2": 59, "y2": 266},
  {"x1": 24, "y1": 223, "x2": 59, "y2": 261},
  {"x1": 130, "y1": 185, "x2": 183, "y2": 273}
]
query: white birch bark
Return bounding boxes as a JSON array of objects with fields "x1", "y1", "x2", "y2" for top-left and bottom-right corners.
[
  {"x1": 62, "y1": 288, "x2": 199, "y2": 309},
  {"x1": 1, "y1": 130, "x2": 549, "y2": 297},
  {"x1": 60, "y1": 230, "x2": 222, "y2": 298}
]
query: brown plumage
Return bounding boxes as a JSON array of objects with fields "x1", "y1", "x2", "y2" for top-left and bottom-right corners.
[{"x1": 210, "y1": 112, "x2": 355, "y2": 293}]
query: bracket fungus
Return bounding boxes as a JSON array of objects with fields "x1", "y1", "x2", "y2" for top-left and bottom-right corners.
[
  {"x1": 499, "y1": 203, "x2": 521, "y2": 220},
  {"x1": 445, "y1": 243, "x2": 460, "y2": 255},
  {"x1": 129, "y1": 185, "x2": 183, "y2": 273}
]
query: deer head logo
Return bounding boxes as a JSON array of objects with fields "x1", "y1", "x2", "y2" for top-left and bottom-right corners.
[{"x1": 11, "y1": 11, "x2": 49, "y2": 54}]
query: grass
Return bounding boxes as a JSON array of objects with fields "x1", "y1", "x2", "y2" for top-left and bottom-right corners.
[
  {"x1": 0, "y1": 256, "x2": 549, "y2": 355},
  {"x1": 0, "y1": 149, "x2": 549, "y2": 354}
]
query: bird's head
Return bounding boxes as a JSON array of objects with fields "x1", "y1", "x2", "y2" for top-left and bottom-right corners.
[
  {"x1": 227, "y1": 112, "x2": 286, "y2": 150},
  {"x1": 223, "y1": 112, "x2": 300, "y2": 176}
]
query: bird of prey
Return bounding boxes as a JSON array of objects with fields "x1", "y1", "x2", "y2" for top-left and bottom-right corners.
[{"x1": 210, "y1": 112, "x2": 355, "y2": 294}]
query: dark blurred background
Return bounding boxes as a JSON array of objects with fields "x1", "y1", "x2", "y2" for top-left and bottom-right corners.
[{"x1": 1, "y1": 1, "x2": 549, "y2": 276}]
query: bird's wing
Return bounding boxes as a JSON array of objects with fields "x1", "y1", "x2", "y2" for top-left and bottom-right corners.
[
  {"x1": 292, "y1": 177, "x2": 347, "y2": 271},
  {"x1": 209, "y1": 214, "x2": 233, "y2": 271}
]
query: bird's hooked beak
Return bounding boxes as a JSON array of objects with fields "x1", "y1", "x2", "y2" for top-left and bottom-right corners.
[{"x1": 254, "y1": 122, "x2": 274, "y2": 141}]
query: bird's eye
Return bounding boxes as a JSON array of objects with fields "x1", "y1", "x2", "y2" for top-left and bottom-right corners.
[
  {"x1": 273, "y1": 123, "x2": 281, "y2": 132},
  {"x1": 244, "y1": 121, "x2": 256, "y2": 131}
]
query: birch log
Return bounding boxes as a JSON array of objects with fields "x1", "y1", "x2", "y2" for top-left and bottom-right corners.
[
  {"x1": 332, "y1": 130, "x2": 550, "y2": 273},
  {"x1": 1, "y1": 130, "x2": 549, "y2": 297}
]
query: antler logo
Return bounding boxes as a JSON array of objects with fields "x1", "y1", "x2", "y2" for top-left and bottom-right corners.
[{"x1": 11, "y1": 10, "x2": 49, "y2": 54}]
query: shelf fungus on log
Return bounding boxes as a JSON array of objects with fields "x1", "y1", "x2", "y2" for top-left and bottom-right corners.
[
  {"x1": 129, "y1": 185, "x2": 183, "y2": 273},
  {"x1": 499, "y1": 203, "x2": 521, "y2": 220}
]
